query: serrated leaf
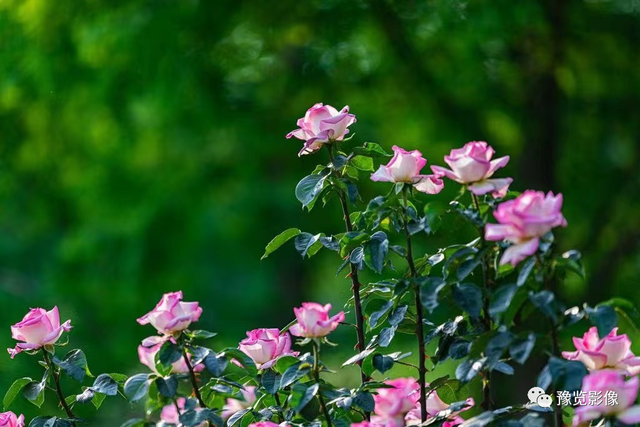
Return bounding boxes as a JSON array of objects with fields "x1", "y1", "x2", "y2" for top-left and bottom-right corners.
[
  {"x1": 53, "y1": 349, "x2": 88, "y2": 382},
  {"x1": 295, "y1": 173, "x2": 328, "y2": 209}
]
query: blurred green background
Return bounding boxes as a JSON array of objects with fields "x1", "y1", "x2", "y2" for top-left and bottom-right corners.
[{"x1": 1, "y1": 0, "x2": 639, "y2": 424}]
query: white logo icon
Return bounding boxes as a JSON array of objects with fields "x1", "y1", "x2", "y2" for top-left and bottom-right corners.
[
  {"x1": 527, "y1": 387, "x2": 545, "y2": 403},
  {"x1": 527, "y1": 387, "x2": 553, "y2": 408}
]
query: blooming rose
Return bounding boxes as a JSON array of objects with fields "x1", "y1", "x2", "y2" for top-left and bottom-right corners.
[
  {"x1": 137, "y1": 291, "x2": 202, "y2": 335},
  {"x1": 138, "y1": 336, "x2": 203, "y2": 375},
  {"x1": 238, "y1": 328, "x2": 299, "y2": 369},
  {"x1": 222, "y1": 386, "x2": 257, "y2": 419},
  {"x1": 247, "y1": 423, "x2": 282, "y2": 427},
  {"x1": 0, "y1": 412, "x2": 25, "y2": 427},
  {"x1": 286, "y1": 103, "x2": 356, "y2": 156},
  {"x1": 485, "y1": 190, "x2": 567, "y2": 266},
  {"x1": 159, "y1": 398, "x2": 205, "y2": 426},
  {"x1": 573, "y1": 370, "x2": 640, "y2": 425},
  {"x1": 373, "y1": 378, "x2": 419, "y2": 423},
  {"x1": 562, "y1": 327, "x2": 640, "y2": 375},
  {"x1": 406, "y1": 389, "x2": 474, "y2": 426},
  {"x1": 7, "y1": 307, "x2": 72, "y2": 358},
  {"x1": 431, "y1": 141, "x2": 512, "y2": 197},
  {"x1": 289, "y1": 303, "x2": 345, "y2": 338},
  {"x1": 370, "y1": 146, "x2": 444, "y2": 195}
]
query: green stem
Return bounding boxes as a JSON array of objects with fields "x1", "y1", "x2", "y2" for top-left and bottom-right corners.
[
  {"x1": 325, "y1": 145, "x2": 369, "y2": 390},
  {"x1": 471, "y1": 192, "x2": 493, "y2": 411},
  {"x1": 312, "y1": 340, "x2": 333, "y2": 427},
  {"x1": 401, "y1": 188, "x2": 428, "y2": 423},
  {"x1": 183, "y1": 347, "x2": 213, "y2": 427},
  {"x1": 42, "y1": 349, "x2": 76, "y2": 425}
]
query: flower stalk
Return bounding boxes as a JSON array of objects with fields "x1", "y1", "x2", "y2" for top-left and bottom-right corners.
[
  {"x1": 42, "y1": 349, "x2": 76, "y2": 426},
  {"x1": 312, "y1": 339, "x2": 333, "y2": 427}
]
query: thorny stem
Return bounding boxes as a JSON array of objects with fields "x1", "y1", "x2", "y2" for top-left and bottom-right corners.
[
  {"x1": 326, "y1": 145, "x2": 369, "y2": 391},
  {"x1": 401, "y1": 188, "x2": 428, "y2": 423},
  {"x1": 471, "y1": 192, "x2": 494, "y2": 411},
  {"x1": 183, "y1": 347, "x2": 212, "y2": 427},
  {"x1": 312, "y1": 340, "x2": 333, "y2": 427},
  {"x1": 42, "y1": 349, "x2": 76, "y2": 425}
]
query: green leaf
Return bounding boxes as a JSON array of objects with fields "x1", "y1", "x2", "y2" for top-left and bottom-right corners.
[
  {"x1": 23, "y1": 380, "x2": 45, "y2": 408},
  {"x1": 91, "y1": 373, "x2": 118, "y2": 396},
  {"x1": 262, "y1": 228, "x2": 301, "y2": 259},
  {"x1": 342, "y1": 348, "x2": 376, "y2": 367},
  {"x1": 453, "y1": 283, "x2": 483, "y2": 318},
  {"x1": 364, "y1": 231, "x2": 389, "y2": 274},
  {"x1": 156, "y1": 341, "x2": 182, "y2": 371},
  {"x1": 294, "y1": 232, "x2": 323, "y2": 258},
  {"x1": 419, "y1": 277, "x2": 446, "y2": 313},
  {"x1": 204, "y1": 350, "x2": 228, "y2": 377},
  {"x1": 339, "y1": 231, "x2": 370, "y2": 258},
  {"x1": 53, "y1": 349, "x2": 89, "y2": 382},
  {"x1": 353, "y1": 391, "x2": 375, "y2": 412},
  {"x1": 489, "y1": 284, "x2": 518, "y2": 318},
  {"x1": 378, "y1": 325, "x2": 397, "y2": 347},
  {"x1": 280, "y1": 363, "x2": 309, "y2": 389},
  {"x1": 372, "y1": 354, "x2": 394, "y2": 373},
  {"x1": 529, "y1": 291, "x2": 559, "y2": 323},
  {"x1": 517, "y1": 257, "x2": 537, "y2": 287},
  {"x1": 509, "y1": 333, "x2": 536, "y2": 365},
  {"x1": 295, "y1": 173, "x2": 328, "y2": 209},
  {"x1": 350, "y1": 155, "x2": 374, "y2": 171},
  {"x1": 368, "y1": 300, "x2": 393, "y2": 330},
  {"x1": 3, "y1": 377, "x2": 31, "y2": 410},
  {"x1": 274, "y1": 356, "x2": 300, "y2": 374},
  {"x1": 293, "y1": 383, "x2": 318, "y2": 412},
  {"x1": 190, "y1": 330, "x2": 217, "y2": 340},
  {"x1": 227, "y1": 409, "x2": 251, "y2": 427},
  {"x1": 222, "y1": 348, "x2": 257, "y2": 376},
  {"x1": 156, "y1": 375, "x2": 178, "y2": 398},
  {"x1": 352, "y1": 142, "x2": 392, "y2": 158},
  {"x1": 123, "y1": 373, "x2": 150, "y2": 403},
  {"x1": 587, "y1": 304, "x2": 618, "y2": 337},
  {"x1": 92, "y1": 392, "x2": 106, "y2": 409},
  {"x1": 558, "y1": 249, "x2": 585, "y2": 278},
  {"x1": 261, "y1": 369, "x2": 280, "y2": 394}
]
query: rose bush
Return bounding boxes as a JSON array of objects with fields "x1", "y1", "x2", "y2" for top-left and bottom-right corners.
[{"x1": 2, "y1": 104, "x2": 638, "y2": 427}]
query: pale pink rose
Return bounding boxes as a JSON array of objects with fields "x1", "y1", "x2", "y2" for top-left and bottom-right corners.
[
  {"x1": 160, "y1": 398, "x2": 206, "y2": 426},
  {"x1": 238, "y1": 329, "x2": 299, "y2": 370},
  {"x1": 0, "y1": 412, "x2": 25, "y2": 427},
  {"x1": 138, "y1": 336, "x2": 203, "y2": 375},
  {"x1": 247, "y1": 423, "x2": 282, "y2": 427},
  {"x1": 7, "y1": 307, "x2": 72, "y2": 358},
  {"x1": 289, "y1": 303, "x2": 345, "y2": 338},
  {"x1": 431, "y1": 141, "x2": 512, "y2": 197},
  {"x1": 573, "y1": 370, "x2": 640, "y2": 425},
  {"x1": 373, "y1": 378, "x2": 419, "y2": 423},
  {"x1": 222, "y1": 386, "x2": 257, "y2": 419},
  {"x1": 286, "y1": 103, "x2": 356, "y2": 156},
  {"x1": 562, "y1": 327, "x2": 640, "y2": 375},
  {"x1": 137, "y1": 291, "x2": 202, "y2": 335},
  {"x1": 405, "y1": 389, "x2": 474, "y2": 426},
  {"x1": 485, "y1": 190, "x2": 567, "y2": 266},
  {"x1": 370, "y1": 146, "x2": 444, "y2": 195}
]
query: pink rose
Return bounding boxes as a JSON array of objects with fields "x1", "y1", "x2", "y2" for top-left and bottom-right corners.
[
  {"x1": 370, "y1": 146, "x2": 444, "y2": 195},
  {"x1": 289, "y1": 303, "x2": 345, "y2": 338},
  {"x1": 286, "y1": 103, "x2": 356, "y2": 156},
  {"x1": 138, "y1": 336, "x2": 202, "y2": 375},
  {"x1": 137, "y1": 291, "x2": 202, "y2": 335},
  {"x1": 405, "y1": 389, "x2": 474, "y2": 426},
  {"x1": 7, "y1": 307, "x2": 72, "y2": 359},
  {"x1": 431, "y1": 141, "x2": 512, "y2": 197},
  {"x1": 573, "y1": 370, "x2": 640, "y2": 426},
  {"x1": 222, "y1": 386, "x2": 257, "y2": 419},
  {"x1": 562, "y1": 327, "x2": 640, "y2": 375},
  {"x1": 247, "y1": 423, "x2": 283, "y2": 427},
  {"x1": 373, "y1": 378, "x2": 419, "y2": 422},
  {"x1": 0, "y1": 412, "x2": 25, "y2": 427},
  {"x1": 485, "y1": 190, "x2": 567, "y2": 266},
  {"x1": 160, "y1": 398, "x2": 206, "y2": 426},
  {"x1": 238, "y1": 328, "x2": 299, "y2": 370}
]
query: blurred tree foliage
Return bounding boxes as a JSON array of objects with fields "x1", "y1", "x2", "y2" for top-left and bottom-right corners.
[{"x1": 0, "y1": 0, "x2": 638, "y2": 422}]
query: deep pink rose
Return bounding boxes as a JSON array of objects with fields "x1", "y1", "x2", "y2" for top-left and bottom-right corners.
[
  {"x1": 137, "y1": 291, "x2": 202, "y2": 335},
  {"x1": 573, "y1": 370, "x2": 640, "y2": 425},
  {"x1": 0, "y1": 412, "x2": 25, "y2": 427},
  {"x1": 286, "y1": 103, "x2": 356, "y2": 156},
  {"x1": 138, "y1": 336, "x2": 203, "y2": 375},
  {"x1": 238, "y1": 328, "x2": 299, "y2": 369},
  {"x1": 431, "y1": 141, "x2": 512, "y2": 197},
  {"x1": 7, "y1": 307, "x2": 72, "y2": 358},
  {"x1": 370, "y1": 146, "x2": 444, "y2": 195},
  {"x1": 289, "y1": 303, "x2": 345, "y2": 338},
  {"x1": 562, "y1": 327, "x2": 640, "y2": 375},
  {"x1": 160, "y1": 398, "x2": 206, "y2": 426},
  {"x1": 485, "y1": 190, "x2": 567, "y2": 266},
  {"x1": 222, "y1": 386, "x2": 257, "y2": 419}
]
